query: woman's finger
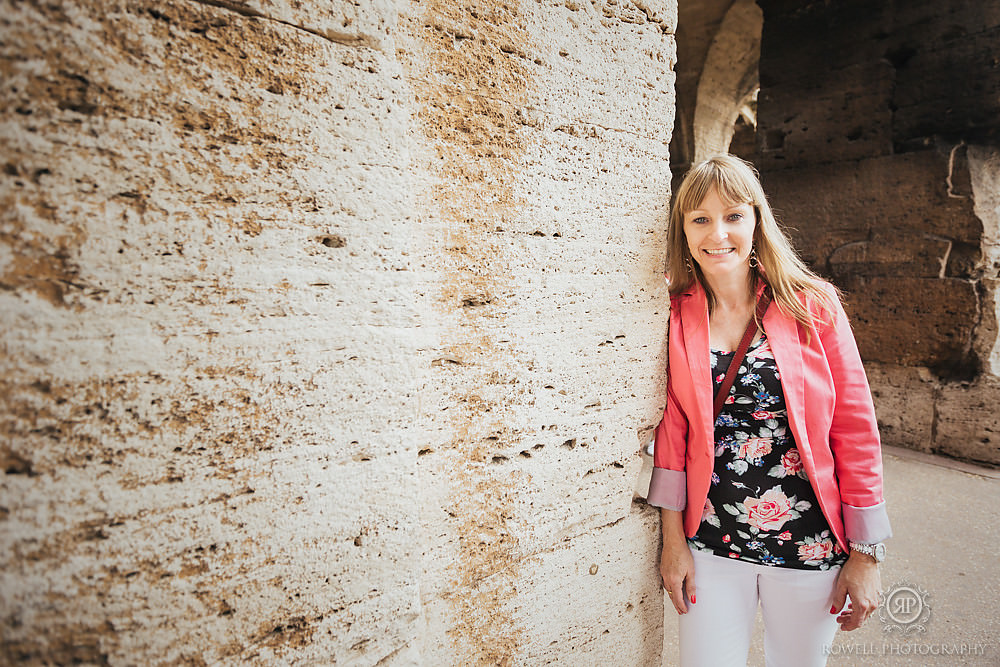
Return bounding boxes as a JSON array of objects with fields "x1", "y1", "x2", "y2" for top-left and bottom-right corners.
[{"x1": 664, "y1": 579, "x2": 688, "y2": 614}]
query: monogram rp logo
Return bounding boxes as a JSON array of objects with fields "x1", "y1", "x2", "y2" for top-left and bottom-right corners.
[{"x1": 878, "y1": 582, "x2": 931, "y2": 635}]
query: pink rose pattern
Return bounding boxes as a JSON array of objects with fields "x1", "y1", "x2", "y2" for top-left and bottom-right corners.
[
  {"x1": 690, "y1": 334, "x2": 846, "y2": 570},
  {"x1": 797, "y1": 532, "x2": 844, "y2": 566},
  {"x1": 739, "y1": 437, "x2": 773, "y2": 461},
  {"x1": 743, "y1": 488, "x2": 796, "y2": 531},
  {"x1": 701, "y1": 498, "x2": 720, "y2": 528},
  {"x1": 768, "y1": 447, "x2": 807, "y2": 479}
]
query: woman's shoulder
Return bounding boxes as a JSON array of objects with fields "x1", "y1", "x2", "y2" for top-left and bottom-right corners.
[
  {"x1": 668, "y1": 278, "x2": 703, "y2": 304},
  {"x1": 787, "y1": 278, "x2": 840, "y2": 305},
  {"x1": 791, "y1": 279, "x2": 845, "y2": 331}
]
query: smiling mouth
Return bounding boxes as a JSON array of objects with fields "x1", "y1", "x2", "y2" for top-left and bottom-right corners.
[{"x1": 703, "y1": 248, "x2": 735, "y2": 256}]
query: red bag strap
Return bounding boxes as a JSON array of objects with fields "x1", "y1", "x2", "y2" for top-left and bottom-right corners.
[{"x1": 712, "y1": 290, "x2": 772, "y2": 420}]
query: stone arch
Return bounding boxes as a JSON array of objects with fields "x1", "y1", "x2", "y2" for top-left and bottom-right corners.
[{"x1": 691, "y1": 0, "x2": 762, "y2": 163}]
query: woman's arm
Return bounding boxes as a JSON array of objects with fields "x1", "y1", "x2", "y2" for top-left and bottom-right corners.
[
  {"x1": 816, "y1": 283, "x2": 889, "y2": 628},
  {"x1": 816, "y1": 283, "x2": 892, "y2": 543},
  {"x1": 660, "y1": 508, "x2": 696, "y2": 614},
  {"x1": 647, "y1": 380, "x2": 689, "y2": 510}
]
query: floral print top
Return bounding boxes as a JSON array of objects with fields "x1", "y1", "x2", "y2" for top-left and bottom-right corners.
[{"x1": 689, "y1": 332, "x2": 847, "y2": 570}]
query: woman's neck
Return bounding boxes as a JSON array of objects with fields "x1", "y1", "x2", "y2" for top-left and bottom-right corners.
[{"x1": 704, "y1": 270, "x2": 755, "y2": 314}]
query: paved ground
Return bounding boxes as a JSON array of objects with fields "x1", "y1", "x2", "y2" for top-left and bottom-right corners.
[{"x1": 661, "y1": 446, "x2": 1000, "y2": 666}]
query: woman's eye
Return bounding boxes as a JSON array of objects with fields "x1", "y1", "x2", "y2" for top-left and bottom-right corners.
[
  {"x1": 691, "y1": 216, "x2": 708, "y2": 224},
  {"x1": 727, "y1": 213, "x2": 744, "y2": 222}
]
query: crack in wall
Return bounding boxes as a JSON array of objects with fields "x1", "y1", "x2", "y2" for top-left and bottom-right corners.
[
  {"x1": 929, "y1": 382, "x2": 942, "y2": 454},
  {"x1": 947, "y1": 140, "x2": 969, "y2": 199},
  {"x1": 630, "y1": 0, "x2": 676, "y2": 34},
  {"x1": 922, "y1": 233, "x2": 955, "y2": 279},
  {"x1": 189, "y1": 0, "x2": 385, "y2": 51},
  {"x1": 406, "y1": 75, "x2": 665, "y2": 143}
]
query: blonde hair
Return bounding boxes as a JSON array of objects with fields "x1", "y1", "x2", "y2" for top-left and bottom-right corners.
[{"x1": 666, "y1": 154, "x2": 837, "y2": 328}]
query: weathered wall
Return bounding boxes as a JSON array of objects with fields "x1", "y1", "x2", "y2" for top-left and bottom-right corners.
[
  {"x1": 667, "y1": 0, "x2": 733, "y2": 175},
  {"x1": 755, "y1": 0, "x2": 1000, "y2": 466},
  {"x1": 690, "y1": 0, "x2": 759, "y2": 165},
  {"x1": 0, "y1": 0, "x2": 677, "y2": 664},
  {"x1": 668, "y1": 0, "x2": 760, "y2": 182}
]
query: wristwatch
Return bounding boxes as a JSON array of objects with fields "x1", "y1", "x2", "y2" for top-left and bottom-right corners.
[{"x1": 849, "y1": 542, "x2": 886, "y2": 563}]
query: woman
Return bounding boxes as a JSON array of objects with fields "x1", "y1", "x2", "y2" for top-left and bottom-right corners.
[{"x1": 648, "y1": 155, "x2": 891, "y2": 667}]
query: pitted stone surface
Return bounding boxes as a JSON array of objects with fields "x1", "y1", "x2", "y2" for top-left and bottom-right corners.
[{"x1": 0, "y1": 0, "x2": 677, "y2": 664}]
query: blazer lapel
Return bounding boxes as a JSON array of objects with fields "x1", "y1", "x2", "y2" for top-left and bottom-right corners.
[
  {"x1": 680, "y1": 284, "x2": 714, "y2": 454},
  {"x1": 763, "y1": 307, "x2": 812, "y2": 457}
]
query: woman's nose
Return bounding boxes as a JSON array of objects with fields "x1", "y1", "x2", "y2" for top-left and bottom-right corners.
[{"x1": 708, "y1": 221, "x2": 728, "y2": 241}]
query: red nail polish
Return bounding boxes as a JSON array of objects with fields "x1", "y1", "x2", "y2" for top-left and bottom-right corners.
[
  {"x1": 830, "y1": 605, "x2": 838, "y2": 614},
  {"x1": 691, "y1": 595, "x2": 697, "y2": 604}
]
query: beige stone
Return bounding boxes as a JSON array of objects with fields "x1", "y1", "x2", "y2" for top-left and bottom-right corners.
[
  {"x1": 0, "y1": 0, "x2": 677, "y2": 663},
  {"x1": 969, "y1": 147, "x2": 1000, "y2": 377}
]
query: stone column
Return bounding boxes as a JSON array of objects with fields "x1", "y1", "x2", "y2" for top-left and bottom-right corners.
[{"x1": 0, "y1": 0, "x2": 678, "y2": 663}]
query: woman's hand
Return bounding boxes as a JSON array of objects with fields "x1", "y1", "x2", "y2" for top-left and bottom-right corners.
[
  {"x1": 660, "y1": 509, "x2": 696, "y2": 614},
  {"x1": 830, "y1": 550, "x2": 881, "y2": 631}
]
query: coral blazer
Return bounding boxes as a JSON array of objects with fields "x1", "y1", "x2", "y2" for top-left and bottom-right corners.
[{"x1": 647, "y1": 280, "x2": 891, "y2": 552}]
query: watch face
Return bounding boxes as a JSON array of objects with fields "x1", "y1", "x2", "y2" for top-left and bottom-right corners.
[{"x1": 874, "y1": 543, "x2": 886, "y2": 561}]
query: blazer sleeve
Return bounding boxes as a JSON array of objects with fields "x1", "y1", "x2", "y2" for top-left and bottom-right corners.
[
  {"x1": 817, "y1": 283, "x2": 892, "y2": 544},
  {"x1": 648, "y1": 382, "x2": 689, "y2": 510},
  {"x1": 648, "y1": 304, "x2": 689, "y2": 511}
]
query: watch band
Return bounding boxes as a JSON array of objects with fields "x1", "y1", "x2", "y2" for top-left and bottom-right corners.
[{"x1": 849, "y1": 541, "x2": 886, "y2": 562}]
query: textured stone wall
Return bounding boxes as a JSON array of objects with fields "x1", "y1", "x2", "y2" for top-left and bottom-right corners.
[
  {"x1": 755, "y1": 0, "x2": 1000, "y2": 466},
  {"x1": 690, "y1": 0, "x2": 759, "y2": 164},
  {"x1": 0, "y1": 0, "x2": 677, "y2": 664},
  {"x1": 667, "y1": 0, "x2": 733, "y2": 174},
  {"x1": 667, "y1": 0, "x2": 759, "y2": 192}
]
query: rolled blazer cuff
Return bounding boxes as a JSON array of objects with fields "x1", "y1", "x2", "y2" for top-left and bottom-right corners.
[
  {"x1": 843, "y1": 500, "x2": 892, "y2": 544},
  {"x1": 647, "y1": 468, "x2": 687, "y2": 511}
]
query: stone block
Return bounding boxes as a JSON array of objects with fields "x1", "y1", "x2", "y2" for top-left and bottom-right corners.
[
  {"x1": 936, "y1": 378, "x2": 1000, "y2": 466},
  {"x1": 865, "y1": 363, "x2": 936, "y2": 453},
  {"x1": 758, "y1": 61, "x2": 894, "y2": 169},
  {"x1": 828, "y1": 230, "x2": 952, "y2": 280},
  {"x1": 893, "y1": 26, "x2": 1000, "y2": 148},
  {"x1": 838, "y1": 276, "x2": 977, "y2": 373},
  {"x1": 762, "y1": 151, "x2": 982, "y2": 271},
  {"x1": 758, "y1": 0, "x2": 892, "y2": 81},
  {"x1": 0, "y1": 0, "x2": 680, "y2": 664}
]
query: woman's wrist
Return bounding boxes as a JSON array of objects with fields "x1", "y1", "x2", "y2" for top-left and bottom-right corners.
[
  {"x1": 660, "y1": 508, "x2": 686, "y2": 542},
  {"x1": 847, "y1": 550, "x2": 876, "y2": 563}
]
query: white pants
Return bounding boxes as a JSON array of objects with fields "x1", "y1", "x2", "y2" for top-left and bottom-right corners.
[{"x1": 677, "y1": 549, "x2": 841, "y2": 667}]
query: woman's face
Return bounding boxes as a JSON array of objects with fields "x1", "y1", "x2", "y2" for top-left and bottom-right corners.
[{"x1": 683, "y1": 186, "x2": 756, "y2": 282}]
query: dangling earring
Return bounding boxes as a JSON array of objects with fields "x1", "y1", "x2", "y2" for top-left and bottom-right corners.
[
  {"x1": 684, "y1": 257, "x2": 694, "y2": 273},
  {"x1": 749, "y1": 247, "x2": 759, "y2": 269}
]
